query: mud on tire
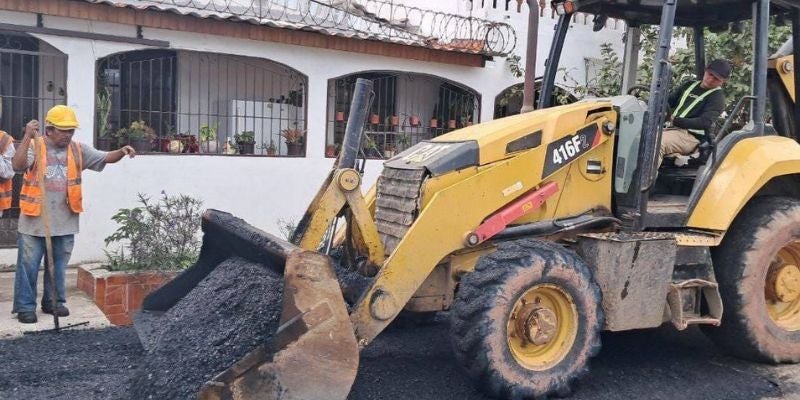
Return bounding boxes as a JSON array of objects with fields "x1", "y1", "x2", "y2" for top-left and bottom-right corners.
[
  {"x1": 449, "y1": 239, "x2": 603, "y2": 399},
  {"x1": 703, "y1": 196, "x2": 800, "y2": 363}
]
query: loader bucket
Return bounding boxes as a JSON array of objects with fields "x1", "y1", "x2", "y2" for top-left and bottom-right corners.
[{"x1": 137, "y1": 209, "x2": 359, "y2": 400}]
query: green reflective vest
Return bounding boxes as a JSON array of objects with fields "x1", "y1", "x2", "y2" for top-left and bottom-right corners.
[{"x1": 673, "y1": 81, "x2": 722, "y2": 136}]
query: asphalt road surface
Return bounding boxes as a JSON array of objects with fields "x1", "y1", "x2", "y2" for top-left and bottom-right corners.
[
  {"x1": 1, "y1": 314, "x2": 799, "y2": 400},
  {"x1": 350, "y1": 313, "x2": 800, "y2": 400}
]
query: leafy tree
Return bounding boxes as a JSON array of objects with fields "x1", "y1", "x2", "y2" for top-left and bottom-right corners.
[{"x1": 573, "y1": 20, "x2": 792, "y2": 104}]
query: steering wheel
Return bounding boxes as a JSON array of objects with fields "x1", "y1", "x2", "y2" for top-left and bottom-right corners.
[{"x1": 627, "y1": 84, "x2": 650, "y2": 100}]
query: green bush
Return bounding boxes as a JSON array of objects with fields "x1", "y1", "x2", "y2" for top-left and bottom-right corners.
[{"x1": 104, "y1": 192, "x2": 203, "y2": 272}]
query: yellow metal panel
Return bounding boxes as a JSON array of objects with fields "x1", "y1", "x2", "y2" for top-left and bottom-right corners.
[
  {"x1": 432, "y1": 102, "x2": 614, "y2": 166},
  {"x1": 688, "y1": 136, "x2": 800, "y2": 231},
  {"x1": 350, "y1": 118, "x2": 614, "y2": 345}
]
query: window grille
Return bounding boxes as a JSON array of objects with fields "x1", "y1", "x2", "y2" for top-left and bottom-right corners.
[
  {"x1": 326, "y1": 72, "x2": 480, "y2": 159},
  {"x1": 96, "y1": 50, "x2": 307, "y2": 156},
  {"x1": 0, "y1": 32, "x2": 67, "y2": 247}
]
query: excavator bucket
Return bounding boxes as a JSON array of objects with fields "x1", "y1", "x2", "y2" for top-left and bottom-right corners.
[
  {"x1": 135, "y1": 79, "x2": 375, "y2": 399},
  {"x1": 134, "y1": 79, "x2": 376, "y2": 400},
  {"x1": 136, "y1": 210, "x2": 359, "y2": 400}
]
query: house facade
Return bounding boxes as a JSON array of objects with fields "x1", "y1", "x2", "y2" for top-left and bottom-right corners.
[{"x1": 0, "y1": 0, "x2": 623, "y2": 264}]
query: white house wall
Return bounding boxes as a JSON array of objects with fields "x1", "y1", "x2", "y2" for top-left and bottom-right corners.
[{"x1": 0, "y1": 8, "x2": 624, "y2": 265}]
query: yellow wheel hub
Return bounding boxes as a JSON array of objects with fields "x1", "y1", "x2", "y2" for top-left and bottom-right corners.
[
  {"x1": 507, "y1": 284, "x2": 578, "y2": 371},
  {"x1": 766, "y1": 243, "x2": 800, "y2": 331}
]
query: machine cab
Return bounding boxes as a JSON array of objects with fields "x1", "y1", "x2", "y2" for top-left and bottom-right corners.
[{"x1": 543, "y1": 0, "x2": 800, "y2": 230}]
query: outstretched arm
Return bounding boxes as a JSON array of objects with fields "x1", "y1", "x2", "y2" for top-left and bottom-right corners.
[{"x1": 104, "y1": 145, "x2": 136, "y2": 164}]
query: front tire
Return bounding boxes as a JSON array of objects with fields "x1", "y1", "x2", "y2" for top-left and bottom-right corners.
[
  {"x1": 703, "y1": 196, "x2": 800, "y2": 363},
  {"x1": 450, "y1": 239, "x2": 603, "y2": 399}
]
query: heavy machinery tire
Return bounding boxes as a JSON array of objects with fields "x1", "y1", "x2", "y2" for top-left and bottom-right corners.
[
  {"x1": 450, "y1": 239, "x2": 603, "y2": 399},
  {"x1": 703, "y1": 196, "x2": 800, "y2": 363}
]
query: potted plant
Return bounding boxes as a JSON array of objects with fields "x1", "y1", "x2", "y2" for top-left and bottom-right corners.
[
  {"x1": 264, "y1": 140, "x2": 277, "y2": 156},
  {"x1": 96, "y1": 87, "x2": 115, "y2": 151},
  {"x1": 390, "y1": 115, "x2": 400, "y2": 126},
  {"x1": 409, "y1": 115, "x2": 420, "y2": 127},
  {"x1": 362, "y1": 134, "x2": 380, "y2": 158},
  {"x1": 460, "y1": 115, "x2": 472, "y2": 128},
  {"x1": 78, "y1": 192, "x2": 202, "y2": 326},
  {"x1": 199, "y1": 124, "x2": 218, "y2": 153},
  {"x1": 281, "y1": 127, "x2": 305, "y2": 156},
  {"x1": 325, "y1": 144, "x2": 338, "y2": 158},
  {"x1": 335, "y1": 111, "x2": 345, "y2": 122},
  {"x1": 397, "y1": 133, "x2": 412, "y2": 151},
  {"x1": 116, "y1": 120, "x2": 154, "y2": 153},
  {"x1": 383, "y1": 143, "x2": 397, "y2": 158},
  {"x1": 235, "y1": 131, "x2": 256, "y2": 154},
  {"x1": 370, "y1": 113, "x2": 380, "y2": 125},
  {"x1": 430, "y1": 104, "x2": 439, "y2": 128}
]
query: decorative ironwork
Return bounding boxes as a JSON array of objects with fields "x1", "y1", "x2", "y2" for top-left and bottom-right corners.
[
  {"x1": 327, "y1": 72, "x2": 480, "y2": 159},
  {"x1": 96, "y1": 49, "x2": 307, "y2": 156},
  {"x1": 106, "y1": 0, "x2": 517, "y2": 56}
]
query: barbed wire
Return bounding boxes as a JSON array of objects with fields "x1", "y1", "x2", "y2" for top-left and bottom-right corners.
[{"x1": 113, "y1": 0, "x2": 517, "y2": 56}]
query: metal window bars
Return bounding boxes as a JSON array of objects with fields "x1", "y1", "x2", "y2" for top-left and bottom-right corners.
[
  {"x1": 0, "y1": 32, "x2": 68, "y2": 235},
  {"x1": 92, "y1": 0, "x2": 517, "y2": 57},
  {"x1": 327, "y1": 72, "x2": 480, "y2": 159},
  {"x1": 96, "y1": 49, "x2": 307, "y2": 156}
]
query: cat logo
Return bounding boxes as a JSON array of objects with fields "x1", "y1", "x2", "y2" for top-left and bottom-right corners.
[{"x1": 403, "y1": 143, "x2": 452, "y2": 164}]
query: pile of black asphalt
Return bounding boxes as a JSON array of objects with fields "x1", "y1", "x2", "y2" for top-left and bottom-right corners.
[{"x1": 129, "y1": 257, "x2": 283, "y2": 400}]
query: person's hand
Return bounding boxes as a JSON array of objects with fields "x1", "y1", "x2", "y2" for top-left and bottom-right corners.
[
  {"x1": 119, "y1": 145, "x2": 136, "y2": 158},
  {"x1": 24, "y1": 120, "x2": 39, "y2": 139}
]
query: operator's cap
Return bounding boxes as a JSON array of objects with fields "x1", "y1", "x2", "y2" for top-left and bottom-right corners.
[
  {"x1": 44, "y1": 105, "x2": 79, "y2": 130},
  {"x1": 707, "y1": 59, "x2": 732, "y2": 80}
]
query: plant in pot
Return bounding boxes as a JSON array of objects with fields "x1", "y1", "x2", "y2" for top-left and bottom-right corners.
[
  {"x1": 79, "y1": 192, "x2": 202, "y2": 325},
  {"x1": 362, "y1": 134, "x2": 380, "y2": 158},
  {"x1": 116, "y1": 120, "x2": 154, "y2": 153},
  {"x1": 397, "y1": 133, "x2": 412, "y2": 151},
  {"x1": 263, "y1": 140, "x2": 277, "y2": 156},
  {"x1": 281, "y1": 128, "x2": 305, "y2": 156},
  {"x1": 409, "y1": 115, "x2": 420, "y2": 127},
  {"x1": 383, "y1": 143, "x2": 397, "y2": 158},
  {"x1": 96, "y1": 86, "x2": 115, "y2": 151},
  {"x1": 430, "y1": 104, "x2": 439, "y2": 129},
  {"x1": 325, "y1": 144, "x2": 338, "y2": 158},
  {"x1": 199, "y1": 124, "x2": 219, "y2": 153},
  {"x1": 234, "y1": 131, "x2": 256, "y2": 154}
]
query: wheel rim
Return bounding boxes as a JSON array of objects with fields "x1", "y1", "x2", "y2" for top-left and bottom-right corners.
[
  {"x1": 506, "y1": 284, "x2": 578, "y2": 371},
  {"x1": 766, "y1": 241, "x2": 800, "y2": 331}
]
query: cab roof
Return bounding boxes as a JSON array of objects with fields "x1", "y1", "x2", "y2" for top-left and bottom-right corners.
[{"x1": 573, "y1": 0, "x2": 800, "y2": 27}]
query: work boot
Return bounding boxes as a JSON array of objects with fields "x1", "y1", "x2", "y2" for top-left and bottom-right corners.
[
  {"x1": 17, "y1": 311, "x2": 37, "y2": 324},
  {"x1": 41, "y1": 304, "x2": 70, "y2": 317}
]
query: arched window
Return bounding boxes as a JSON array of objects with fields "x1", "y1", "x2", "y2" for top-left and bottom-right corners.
[
  {"x1": 326, "y1": 72, "x2": 480, "y2": 159},
  {"x1": 494, "y1": 81, "x2": 577, "y2": 119},
  {"x1": 96, "y1": 50, "x2": 307, "y2": 156}
]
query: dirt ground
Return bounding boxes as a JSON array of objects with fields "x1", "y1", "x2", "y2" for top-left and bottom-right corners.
[{"x1": 1, "y1": 312, "x2": 798, "y2": 400}]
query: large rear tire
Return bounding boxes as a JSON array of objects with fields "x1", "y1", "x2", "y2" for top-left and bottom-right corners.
[
  {"x1": 703, "y1": 196, "x2": 800, "y2": 363},
  {"x1": 450, "y1": 239, "x2": 603, "y2": 399}
]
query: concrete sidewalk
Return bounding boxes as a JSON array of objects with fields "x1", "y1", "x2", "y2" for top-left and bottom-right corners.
[{"x1": 0, "y1": 269, "x2": 110, "y2": 339}]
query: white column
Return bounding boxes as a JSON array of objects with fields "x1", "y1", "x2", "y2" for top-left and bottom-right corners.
[
  {"x1": 621, "y1": 26, "x2": 641, "y2": 94},
  {"x1": 305, "y1": 74, "x2": 328, "y2": 160}
]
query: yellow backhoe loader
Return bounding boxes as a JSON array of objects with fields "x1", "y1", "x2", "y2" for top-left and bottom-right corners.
[{"x1": 139, "y1": 1, "x2": 800, "y2": 399}]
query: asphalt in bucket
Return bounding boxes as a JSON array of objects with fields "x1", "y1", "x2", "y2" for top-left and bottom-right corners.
[{"x1": 129, "y1": 256, "x2": 283, "y2": 400}]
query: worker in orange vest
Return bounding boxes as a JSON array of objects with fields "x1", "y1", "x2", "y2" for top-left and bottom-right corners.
[
  {"x1": 11, "y1": 105, "x2": 136, "y2": 324},
  {"x1": 0, "y1": 127, "x2": 16, "y2": 214}
]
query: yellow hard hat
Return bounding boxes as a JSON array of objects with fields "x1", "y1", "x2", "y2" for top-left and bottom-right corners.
[{"x1": 45, "y1": 105, "x2": 79, "y2": 130}]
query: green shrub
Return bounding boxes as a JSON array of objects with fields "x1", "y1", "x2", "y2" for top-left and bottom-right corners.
[{"x1": 104, "y1": 192, "x2": 203, "y2": 272}]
